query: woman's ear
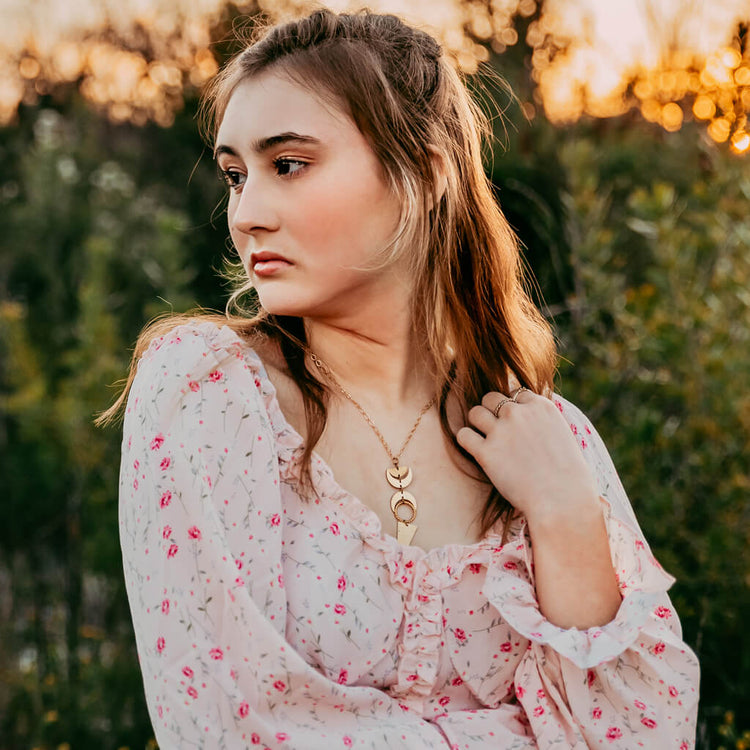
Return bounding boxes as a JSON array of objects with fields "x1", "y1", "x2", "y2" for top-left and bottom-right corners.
[{"x1": 428, "y1": 146, "x2": 449, "y2": 209}]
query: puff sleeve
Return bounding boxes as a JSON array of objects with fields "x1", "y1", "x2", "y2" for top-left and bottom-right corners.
[
  {"x1": 118, "y1": 323, "x2": 450, "y2": 749},
  {"x1": 477, "y1": 396, "x2": 700, "y2": 748}
]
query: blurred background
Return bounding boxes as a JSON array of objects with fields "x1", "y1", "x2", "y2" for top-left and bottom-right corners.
[{"x1": 0, "y1": 0, "x2": 748, "y2": 748}]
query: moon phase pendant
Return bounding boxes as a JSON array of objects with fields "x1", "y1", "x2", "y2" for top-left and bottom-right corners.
[
  {"x1": 390, "y1": 489, "x2": 417, "y2": 545},
  {"x1": 386, "y1": 465, "x2": 413, "y2": 488}
]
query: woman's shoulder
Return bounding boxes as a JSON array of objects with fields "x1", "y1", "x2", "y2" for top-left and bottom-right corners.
[{"x1": 126, "y1": 317, "x2": 267, "y2": 414}]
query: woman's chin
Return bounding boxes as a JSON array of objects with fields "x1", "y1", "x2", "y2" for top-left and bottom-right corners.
[{"x1": 256, "y1": 292, "x2": 313, "y2": 319}]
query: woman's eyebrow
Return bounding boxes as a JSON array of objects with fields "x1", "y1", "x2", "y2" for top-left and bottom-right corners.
[{"x1": 214, "y1": 132, "x2": 321, "y2": 158}]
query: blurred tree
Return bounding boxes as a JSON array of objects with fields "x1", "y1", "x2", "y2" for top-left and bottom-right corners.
[
  {"x1": 549, "y1": 120, "x2": 750, "y2": 747},
  {"x1": 0, "y1": 4, "x2": 748, "y2": 749},
  {"x1": 0, "y1": 94, "x2": 226, "y2": 746}
]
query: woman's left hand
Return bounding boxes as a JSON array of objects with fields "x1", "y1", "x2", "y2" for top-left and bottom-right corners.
[{"x1": 456, "y1": 389, "x2": 601, "y2": 523}]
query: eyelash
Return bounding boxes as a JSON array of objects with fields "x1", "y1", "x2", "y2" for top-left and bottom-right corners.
[{"x1": 218, "y1": 158, "x2": 308, "y2": 190}]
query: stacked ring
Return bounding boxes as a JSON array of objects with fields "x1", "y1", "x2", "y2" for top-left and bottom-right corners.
[
  {"x1": 492, "y1": 399, "x2": 511, "y2": 418},
  {"x1": 492, "y1": 387, "x2": 530, "y2": 418}
]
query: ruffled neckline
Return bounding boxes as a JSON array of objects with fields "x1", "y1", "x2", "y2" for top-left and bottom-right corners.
[{"x1": 237, "y1": 334, "x2": 511, "y2": 569}]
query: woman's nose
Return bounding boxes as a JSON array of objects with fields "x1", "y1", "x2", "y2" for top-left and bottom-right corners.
[{"x1": 229, "y1": 179, "x2": 279, "y2": 235}]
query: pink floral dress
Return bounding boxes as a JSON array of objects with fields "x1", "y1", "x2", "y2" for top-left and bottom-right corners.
[{"x1": 119, "y1": 322, "x2": 699, "y2": 749}]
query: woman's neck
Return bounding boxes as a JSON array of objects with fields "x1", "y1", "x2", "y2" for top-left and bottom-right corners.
[{"x1": 305, "y1": 314, "x2": 434, "y2": 410}]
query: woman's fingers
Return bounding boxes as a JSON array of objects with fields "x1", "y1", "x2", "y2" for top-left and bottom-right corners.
[
  {"x1": 466, "y1": 403, "x2": 499, "y2": 434},
  {"x1": 455, "y1": 425, "x2": 485, "y2": 456}
]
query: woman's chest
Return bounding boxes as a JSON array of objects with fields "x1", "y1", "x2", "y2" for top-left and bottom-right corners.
[
  {"x1": 316, "y1": 409, "x2": 491, "y2": 552},
  {"x1": 275, "y1": 485, "x2": 525, "y2": 712}
]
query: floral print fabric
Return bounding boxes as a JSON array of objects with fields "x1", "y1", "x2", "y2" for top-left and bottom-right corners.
[{"x1": 119, "y1": 322, "x2": 699, "y2": 749}]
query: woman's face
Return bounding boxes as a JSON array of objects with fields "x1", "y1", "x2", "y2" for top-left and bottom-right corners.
[{"x1": 215, "y1": 69, "x2": 405, "y2": 320}]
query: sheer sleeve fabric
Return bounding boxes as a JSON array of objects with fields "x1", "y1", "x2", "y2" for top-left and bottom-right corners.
[
  {"x1": 477, "y1": 396, "x2": 700, "y2": 748},
  {"x1": 119, "y1": 323, "x2": 449, "y2": 749}
]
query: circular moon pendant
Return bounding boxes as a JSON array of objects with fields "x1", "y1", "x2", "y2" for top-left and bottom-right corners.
[
  {"x1": 390, "y1": 490, "x2": 417, "y2": 524},
  {"x1": 386, "y1": 465, "x2": 413, "y2": 488}
]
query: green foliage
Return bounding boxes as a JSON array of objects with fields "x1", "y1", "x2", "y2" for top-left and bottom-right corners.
[
  {"x1": 0, "y1": 97, "x2": 225, "y2": 747},
  {"x1": 547, "y1": 121, "x2": 750, "y2": 746},
  {"x1": 1, "y1": 35, "x2": 748, "y2": 750}
]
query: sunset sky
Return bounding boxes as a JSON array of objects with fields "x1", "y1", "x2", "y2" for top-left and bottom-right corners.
[{"x1": 0, "y1": 0, "x2": 748, "y2": 148}]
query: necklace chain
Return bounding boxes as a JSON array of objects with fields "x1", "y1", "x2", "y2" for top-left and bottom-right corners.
[{"x1": 309, "y1": 352, "x2": 436, "y2": 464}]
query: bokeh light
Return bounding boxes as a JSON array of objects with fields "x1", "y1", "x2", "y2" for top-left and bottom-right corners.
[{"x1": 0, "y1": 0, "x2": 748, "y2": 151}]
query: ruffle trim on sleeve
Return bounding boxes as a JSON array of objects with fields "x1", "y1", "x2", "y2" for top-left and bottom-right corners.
[{"x1": 482, "y1": 499, "x2": 676, "y2": 670}]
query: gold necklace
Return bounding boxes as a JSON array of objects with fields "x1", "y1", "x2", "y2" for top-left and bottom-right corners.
[{"x1": 310, "y1": 353, "x2": 436, "y2": 546}]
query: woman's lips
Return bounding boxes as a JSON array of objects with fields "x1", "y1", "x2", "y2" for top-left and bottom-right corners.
[{"x1": 252, "y1": 258, "x2": 293, "y2": 277}]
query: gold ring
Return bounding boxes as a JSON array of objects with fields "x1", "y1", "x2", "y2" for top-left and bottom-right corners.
[
  {"x1": 511, "y1": 387, "x2": 529, "y2": 403},
  {"x1": 492, "y1": 399, "x2": 511, "y2": 418}
]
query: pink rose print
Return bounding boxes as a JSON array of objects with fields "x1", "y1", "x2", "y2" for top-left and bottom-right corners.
[
  {"x1": 159, "y1": 456, "x2": 171, "y2": 470},
  {"x1": 587, "y1": 669, "x2": 596, "y2": 687},
  {"x1": 500, "y1": 641, "x2": 512, "y2": 652},
  {"x1": 334, "y1": 603, "x2": 346, "y2": 615},
  {"x1": 555, "y1": 399, "x2": 563, "y2": 412},
  {"x1": 680, "y1": 743, "x2": 689, "y2": 750},
  {"x1": 251, "y1": 734, "x2": 261, "y2": 744},
  {"x1": 188, "y1": 380, "x2": 200, "y2": 392},
  {"x1": 162, "y1": 525, "x2": 172, "y2": 539},
  {"x1": 208, "y1": 369, "x2": 223, "y2": 382},
  {"x1": 468, "y1": 563, "x2": 481, "y2": 573},
  {"x1": 182, "y1": 666, "x2": 194, "y2": 678},
  {"x1": 133, "y1": 459, "x2": 139, "y2": 470},
  {"x1": 580, "y1": 438, "x2": 588, "y2": 449},
  {"x1": 270, "y1": 513, "x2": 281, "y2": 527},
  {"x1": 653, "y1": 641, "x2": 666, "y2": 654},
  {"x1": 150, "y1": 433, "x2": 164, "y2": 451},
  {"x1": 606, "y1": 727, "x2": 623, "y2": 741},
  {"x1": 343, "y1": 737, "x2": 352, "y2": 748},
  {"x1": 641, "y1": 717, "x2": 657, "y2": 729},
  {"x1": 669, "y1": 685, "x2": 679, "y2": 697},
  {"x1": 167, "y1": 543, "x2": 178, "y2": 558},
  {"x1": 536, "y1": 689, "x2": 545, "y2": 699},
  {"x1": 330, "y1": 522, "x2": 340, "y2": 535},
  {"x1": 439, "y1": 696, "x2": 450, "y2": 706},
  {"x1": 238, "y1": 700, "x2": 249, "y2": 718},
  {"x1": 592, "y1": 707, "x2": 602, "y2": 719},
  {"x1": 634, "y1": 699, "x2": 646, "y2": 710},
  {"x1": 570, "y1": 423, "x2": 578, "y2": 435},
  {"x1": 655, "y1": 606, "x2": 672, "y2": 619},
  {"x1": 516, "y1": 685, "x2": 525, "y2": 698},
  {"x1": 337, "y1": 575, "x2": 347, "y2": 591},
  {"x1": 454, "y1": 628, "x2": 467, "y2": 643},
  {"x1": 273, "y1": 680, "x2": 286, "y2": 692},
  {"x1": 533, "y1": 706, "x2": 545, "y2": 717},
  {"x1": 159, "y1": 491, "x2": 172, "y2": 509},
  {"x1": 209, "y1": 647, "x2": 223, "y2": 660},
  {"x1": 451, "y1": 676, "x2": 463, "y2": 686},
  {"x1": 276, "y1": 733, "x2": 288, "y2": 742},
  {"x1": 503, "y1": 560, "x2": 518, "y2": 570},
  {"x1": 188, "y1": 526, "x2": 202, "y2": 540},
  {"x1": 187, "y1": 685, "x2": 198, "y2": 699},
  {"x1": 161, "y1": 598, "x2": 170, "y2": 614},
  {"x1": 156, "y1": 636, "x2": 165, "y2": 653},
  {"x1": 338, "y1": 669, "x2": 348, "y2": 684}
]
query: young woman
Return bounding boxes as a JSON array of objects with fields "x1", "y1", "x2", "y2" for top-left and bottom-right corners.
[{"x1": 109, "y1": 9, "x2": 699, "y2": 748}]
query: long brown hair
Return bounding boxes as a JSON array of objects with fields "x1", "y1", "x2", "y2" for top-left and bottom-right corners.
[{"x1": 100, "y1": 8, "x2": 557, "y2": 535}]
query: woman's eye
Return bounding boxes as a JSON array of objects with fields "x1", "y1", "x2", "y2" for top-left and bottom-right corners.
[
  {"x1": 219, "y1": 169, "x2": 245, "y2": 190},
  {"x1": 273, "y1": 158, "x2": 307, "y2": 178}
]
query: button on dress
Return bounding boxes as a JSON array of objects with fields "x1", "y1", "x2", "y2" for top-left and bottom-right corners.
[{"x1": 119, "y1": 322, "x2": 699, "y2": 749}]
